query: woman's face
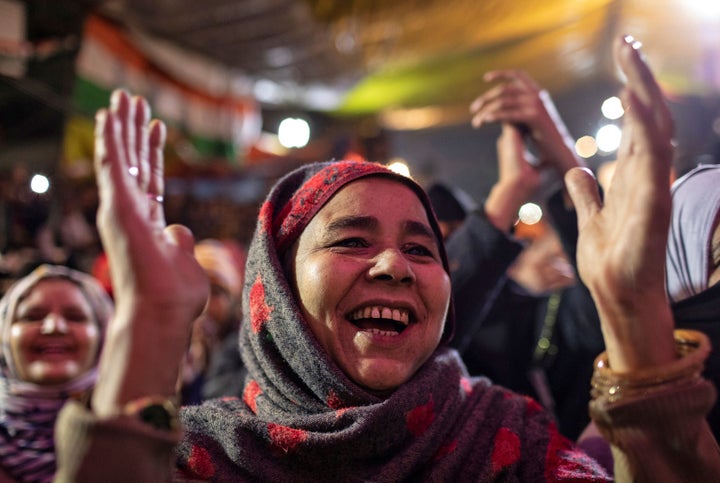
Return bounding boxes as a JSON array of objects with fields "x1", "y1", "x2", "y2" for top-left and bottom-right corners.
[
  {"x1": 9, "y1": 278, "x2": 100, "y2": 385},
  {"x1": 289, "y1": 178, "x2": 451, "y2": 393}
]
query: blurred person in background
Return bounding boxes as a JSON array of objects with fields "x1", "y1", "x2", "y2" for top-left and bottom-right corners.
[
  {"x1": 429, "y1": 68, "x2": 605, "y2": 440},
  {"x1": 180, "y1": 239, "x2": 245, "y2": 404},
  {"x1": 0, "y1": 264, "x2": 111, "y2": 482}
]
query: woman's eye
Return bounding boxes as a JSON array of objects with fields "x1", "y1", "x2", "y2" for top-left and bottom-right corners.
[
  {"x1": 64, "y1": 311, "x2": 91, "y2": 323},
  {"x1": 405, "y1": 244, "x2": 434, "y2": 257},
  {"x1": 334, "y1": 238, "x2": 368, "y2": 248},
  {"x1": 17, "y1": 312, "x2": 45, "y2": 322}
]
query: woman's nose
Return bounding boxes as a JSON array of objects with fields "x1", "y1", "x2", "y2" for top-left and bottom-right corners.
[
  {"x1": 368, "y1": 249, "x2": 416, "y2": 284},
  {"x1": 41, "y1": 314, "x2": 69, "y2": 334}
]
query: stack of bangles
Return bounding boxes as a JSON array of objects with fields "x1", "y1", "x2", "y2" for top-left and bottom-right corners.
[{"x1": 591, "y1": 329, "x2": 710, "y2": 404}]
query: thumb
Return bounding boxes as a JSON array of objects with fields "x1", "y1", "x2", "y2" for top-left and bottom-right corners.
[
  {"x1": 165, "y1": 224, "x2": 197, "y2": 254},
  {"x1": 565, "y1": 167, "x2": 602, "y2": 229}
]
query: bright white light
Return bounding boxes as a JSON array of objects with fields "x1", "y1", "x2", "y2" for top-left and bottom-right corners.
[
  {"x1": 684, "y1": 0, "x2": 720, "y2": 21},
  {"x1": 30, "y1": 174, "x2": 50, "y2": 194},
  {"x1": 387, "y1": 159, "x2": 410, "y2": 177},
  {"x1": 518, "y1": 202, "x2": 542, "y2": 225},
  {"x1": 596, "y1": 124, "x2": 622, "y2": 153},
  {"x1": 277, "y1": 118, "x2": 310, "y2": 148},
  {"x1": 575, "y1": 135, "x2": 598, "y2": 158},
  {"x1": 601, "y1": 96, "x2": 624, "y2": 120}
]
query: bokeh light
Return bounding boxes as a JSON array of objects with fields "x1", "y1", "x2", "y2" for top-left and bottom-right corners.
[
  {"x1": 30, "y1": 174, "x2": 50, "y2": 194},
  {"x1": 575, "y1": 135, "x2": 598, "y2": 158},
  {"x1": 601, "y1": 96, "x2": 624, "y2": 120},
  {"x1": 277, "y1": 117, "x2": 310, "y2": 148},
  {"x1": 518, "y1": 202, "x2": 542, "y2": 225},
  {"x1": 596, "y1": 124, "x2": 622, "y2": 153},
  {"x1": 387, "y1": 159, "x2": 411, "y2": 177}
]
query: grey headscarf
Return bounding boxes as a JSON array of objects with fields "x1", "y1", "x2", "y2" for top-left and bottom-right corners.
[{"x1": 666, "y1": 164, "x2": 720, "y2": 303}]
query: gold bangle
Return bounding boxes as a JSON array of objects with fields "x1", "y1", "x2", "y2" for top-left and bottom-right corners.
[{"x1": 591, "y1": 329, "x2": 710, "y2": 403}]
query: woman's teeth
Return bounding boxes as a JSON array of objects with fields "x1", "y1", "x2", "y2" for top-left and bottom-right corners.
[{"x1": 350, "y1": 306, "x2": 410, "y2": 325}]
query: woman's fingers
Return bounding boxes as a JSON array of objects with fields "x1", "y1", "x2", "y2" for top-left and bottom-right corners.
[
  {"x1": 483, "y1": 69, "x2": 541, "y2": 92},
  {"x1": 565, "y1": 167, "x2": 602, "y2": 230},
  {"x1": 109, "y1": 90, "x2": 138, "y2": 178},
  {"x1": 133, "y1": 95, "x2": 151, "y2": 192},
  {"x1": 94, "y1": 108, "x2": 133, "y2": 208},
  {"x1": 165, "y1": 224, "x2": 197, "y2": 254},
  {"x1": 615, "y1": 36, "x2": 674, "y2": 140},
  {"x1": 147, "y1": 119, "x2": 167, "y2": 226}
]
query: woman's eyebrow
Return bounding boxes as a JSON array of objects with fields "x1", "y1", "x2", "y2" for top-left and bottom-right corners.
[
  {"x1": 324, "y1": 216, "x2": 435, "y2": 241},
  {"x1": 325, "y1": 215, "x2": 378, "y2": 233},
  {"x1": 404, "y1": 220, "x2": 435, "y2": 240}
]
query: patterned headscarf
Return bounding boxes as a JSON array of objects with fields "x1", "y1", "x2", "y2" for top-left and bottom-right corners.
[
  {"x1": 176, "y1": 160, "x2": 607, "y2": 481},
  {"x1": 666, "y1": 164, "x2": 720, "y2": 303},
  {"x1": 0, "y1": 264, "x2": 112, "y2": 483}
]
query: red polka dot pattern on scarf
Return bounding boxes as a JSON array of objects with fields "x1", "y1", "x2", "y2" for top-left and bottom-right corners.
[
  {"x1": 544, "y1": 421, "x2": 605, "y2": 480},
  {"x1": 267, "y1": 423, "x2": 309, "y2": 453},
  {"x1": 460, "y1": 377, "x2": 473, "y2": 395},
  {"x1": 249, "y1": 274, "x2": 273, "y2": 333},
  {"x1": 243, "y1": 380, "x2": 262, "y2": 414},
  {"x1": 187, "y1": 444, "x2": 215, "y2": 479},
  {"x1": 491, "y1": 427, "x2": 521, "y2": 476},
  {"x1": 525, "y1": 396, "x2": 543, "y2": 416},
  {"x1": 433, "y1": 439, "x2": 459, "y2": 462},
  {"x1": 258, "y1": 201, "x2": 273, "y2": 234},
  {"x1": 406, "y1": 396, "x2": 435, "y2": 437}
]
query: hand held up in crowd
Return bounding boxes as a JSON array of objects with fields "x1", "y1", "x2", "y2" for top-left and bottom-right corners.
[
  {"x1": 565, "y1": 36, "x2": 676, "y2": 372},
  {"x1": 470, "y1": 68, "x2": 583, "y2": 176},
  {"x1": 90, "y1": 90, "x2": 209, "y2": 418}
]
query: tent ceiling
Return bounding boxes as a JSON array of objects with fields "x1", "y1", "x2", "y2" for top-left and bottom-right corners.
[
  {"x1": 2, "y1": 0, "x2": 719, "y2": 152},
  {"x1": 99, "y1": 0, "x2": 720, "y2": 118}
]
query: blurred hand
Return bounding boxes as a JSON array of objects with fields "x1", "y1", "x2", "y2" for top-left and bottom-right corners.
[
  {"x1": 484, "y1": 123, "x2": 542, "y2": 231},
  {"x1": 470, "y1": 69, "x2": 583, "y2": 176},
  {"x1": 565, "y1": 36, "x2": 676, "y2": 372},
  {"x1": 92, "y1": 90, "x2": 209, "y2": 416}
]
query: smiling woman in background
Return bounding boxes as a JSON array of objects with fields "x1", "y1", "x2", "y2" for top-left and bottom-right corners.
[{"x1": 0, "y1": 264, "x2": 111, "y2": 482}]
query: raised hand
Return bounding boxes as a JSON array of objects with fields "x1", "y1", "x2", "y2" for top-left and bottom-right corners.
[
  {"x1": 565, "y1": 36, "x2": 676, "y2": 372},
  {"x1": 91, "y1": 90, "x2": 209, "y2": 416},
  {"x1": 484, "y1": 123, "x2": 542, "y2": 231},
  {"x1": 470, "y1": 69, "x2": 582, "y2": 175}
]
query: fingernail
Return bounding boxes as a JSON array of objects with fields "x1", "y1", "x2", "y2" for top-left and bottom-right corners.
[
  {"x1": 110, "y1": 89, "x2": 128, "y2": 111},
  {"x1": 623, "y1": 35, "x2": 642, "y2": 50}
]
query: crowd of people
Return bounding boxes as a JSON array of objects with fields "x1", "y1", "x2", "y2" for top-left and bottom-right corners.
[{"x1": 0, "y1": 34, "x2": 718, "y2": 481}]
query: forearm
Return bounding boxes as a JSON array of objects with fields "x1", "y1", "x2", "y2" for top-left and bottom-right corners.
[{"x1": 92, "y1": 305, "x2": 189, "y2": 418}]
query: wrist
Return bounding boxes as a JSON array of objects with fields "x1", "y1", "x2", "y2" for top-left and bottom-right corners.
[
  {"x1": 92, "y1": 318, "x2": 185, "y2": 418},
  {"x1": 595, "y1": 298, "x2": 676, "y2": 372},
  {"x1": 485, "y1": 182, "x2": 534, "y2": 231}
]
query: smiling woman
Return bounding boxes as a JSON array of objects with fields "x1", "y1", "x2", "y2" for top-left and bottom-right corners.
[
  {"x1": 288, "y1": 177, "x2": 451, "y2": 394},
  {"x1": 0, "y1": 264, "x2": 112, "y2": 483},
  {"x1": 53, "y1": 36, "x2": 720, "y2": 482}
]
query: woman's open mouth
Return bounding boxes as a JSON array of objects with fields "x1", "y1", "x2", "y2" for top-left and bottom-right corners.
[{"x1": 348, "y1": 305, "x2": 412, "y2": 335}]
